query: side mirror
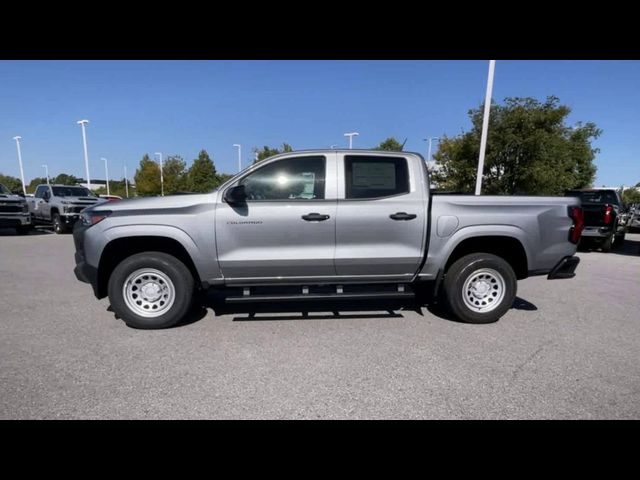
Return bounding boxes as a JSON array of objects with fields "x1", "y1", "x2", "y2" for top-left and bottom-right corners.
[{"x1": 224, "y1": 185, "x2": 247, "y2": 204}]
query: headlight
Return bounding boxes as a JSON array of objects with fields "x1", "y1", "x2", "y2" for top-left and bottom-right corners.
[{"x1": 80, "y1": 210, "x2": 112, "y2": 227}]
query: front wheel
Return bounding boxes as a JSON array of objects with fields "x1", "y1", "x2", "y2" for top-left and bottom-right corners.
[
  {"x1": 442, "y1": 253, "x2": 517, "y2": 324},
  {"x1": 108, "y1": 252, "x2": 195, "y2": 329},
  {"x1": 52, "y1": 213, "x2": 67, "y2": 234}
]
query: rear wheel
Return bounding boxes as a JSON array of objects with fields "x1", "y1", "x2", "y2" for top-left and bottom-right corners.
[
  {"x1": 601, "y1": 233, "x2": 615, "y2": 252},
  {"x1": 442, "y1": 253, "x2": 517, "y2": 324},
  {"x1": 108, "y1": 252, "x2": 195, "y2": 329}
]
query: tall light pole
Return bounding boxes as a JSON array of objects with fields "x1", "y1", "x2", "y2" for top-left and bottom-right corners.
[
  {"x1": 12, "y1": 136, "x2": 26, "y2": 195},
  {"x1": 101, "y1": 157, "x2": 110, "y2": 195},
  {"x1": 124, "y1": 165, "x2": 129, "y2": 198},
  {"x1": 77, "y1": 120, "x2": 91, "y2": 190},
  {"x1": 233, "y1": 144, "x2": 242, "y2": 172},
  {"x1": 475, "y1": 60, "x2": 496, "y2": 196},
  {"x1": 42, "y1": 164, "x2": 50, "y2": 185},
  {"x1": 344, "y1": 132, "x2": 359, "y2": 149},
  {"x1": 423, "y1": 137, "x2": 440, "y2": 167},
  {"x1": 154, "y1": 152, "x2": 164, "y2": 196}
]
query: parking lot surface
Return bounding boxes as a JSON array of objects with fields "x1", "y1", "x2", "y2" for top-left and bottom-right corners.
[{"x1": 1, "y1": 227, "x2": 639, "y2": 419}]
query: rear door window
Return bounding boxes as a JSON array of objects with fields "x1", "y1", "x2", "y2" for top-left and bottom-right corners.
[{"x1": 345, "y1": 155, "x2": 409, "y2": 199}]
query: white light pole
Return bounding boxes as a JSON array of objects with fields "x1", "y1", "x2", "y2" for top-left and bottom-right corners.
[
  {"x1": 344, "y1": 132, "x2": 359, "y2": 149},
  {"x1": 233, "y1": 144, "x2": 242, "y2": 172},
  {"x1": 77, "y1": 120, "x2": 91, "y2": 190},
  {"x1": 12, "y1": 136, "x2": 26, "y2": 195},
  {"x1": 154, "y1": 152, "x2": 164, "y2": 196},
  {"x1": 124, "y1": 165, "x2": 129, "y2": 198},
  {"x1": 475, "y1": 60, "x2": 496, "y2": 196},
  {"x1": 42, "y1": 164, "x2": 50, "y2": 185},
  {"x1": 423, "y1": 137, "x2": 440, "y2": 167},
  {"x1": 101, "y1": 157, "x2": 110, "y2": 195}
]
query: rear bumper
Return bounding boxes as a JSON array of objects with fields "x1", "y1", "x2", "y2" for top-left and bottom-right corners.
[
  {"x1": 581, "y1": 226, "x2": 612, "y2": 238},
  {"x1": 548, "y1": 256, "x2": 580, "y2": 280}
]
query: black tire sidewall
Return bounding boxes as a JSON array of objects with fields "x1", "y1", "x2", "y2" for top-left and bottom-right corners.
[
  {"x1": 444, "y1": 253, "x2": 517, "y2": 324},
  {"x1": 53, "y1": 213, "x2": 65, "y2": 234},
  {"x1": 108, "y1": 252, "x2": 195, "y2": 329}
]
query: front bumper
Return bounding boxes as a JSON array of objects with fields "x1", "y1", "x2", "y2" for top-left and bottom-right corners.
[
  {"x1": 0, "y1": 213, "x2": 32, "y2": 227},
  {"x1": 548, "y1": 256, "x2": 580, "y2": 280},
  {"x1": 74, "y1": 251, "x2": 100, "y2": 297}
]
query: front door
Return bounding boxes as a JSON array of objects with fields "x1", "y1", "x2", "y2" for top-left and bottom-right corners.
[
  {"x1": 215, "y1": 153, "x2": 337, "y2": 283},
  {"x1": 334, "y1": 153, "x2": 427, "y2": 278}
]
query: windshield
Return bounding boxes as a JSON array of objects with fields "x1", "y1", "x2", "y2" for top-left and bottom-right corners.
[
  {"x1": 0, "y1": 183, "x2": 11, "y2": 195},
  {"x1": 51, "y1": 186, "x2": 95, "y2": 197},
  {"x1": 567, "y1": 190, "x2": 619, "y2": 206}
]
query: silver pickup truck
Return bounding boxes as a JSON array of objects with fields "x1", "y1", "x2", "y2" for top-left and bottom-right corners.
[
  {"x1": 0, "y1": 183, "x2": 32, "y2": 234},
  {"x1": 73, "y1": 150, "x2": 583, "y2": 329},
  {"x1": 28, "y1": 184, "x2": 106, "y2": 234}
]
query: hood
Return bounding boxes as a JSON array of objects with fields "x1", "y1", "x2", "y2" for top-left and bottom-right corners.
[
  {"x1": 89, "y1": 192, "x2": 215, "y2": 213},
  {"x1": 60, "y1": 196, "x2": 106, "y2": 205},
  {"x1": 0, "y1": 194, "x2": 26, "y2": 204}
]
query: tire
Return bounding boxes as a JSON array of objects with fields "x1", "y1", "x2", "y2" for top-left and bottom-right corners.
[
  {"x1": 614, "y1": 232, "x2": 625, "y2": 248},
  {"x1": 442, "y1": 253, "x2": 517, "y2": 324},
  {"x1": 15, "y1": 225, "x2": 31, "y2": 235},
  {"x1": 52, "y1": 213, "x2": 66, "y2": 234},
  {"x1": 601, "y1": 233, "x2": 615, "y2": 252},
  {"x1": 108, "y1": 252, "x2": 195, "y2": 329}
]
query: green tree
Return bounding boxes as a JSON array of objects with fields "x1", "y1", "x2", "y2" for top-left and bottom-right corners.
[
  {"x1": 253, "y1": 143, "x2": 293, "y2": 164},
  {"x1": 27, "y1": 177, "x2": 48, "y2": 194},
  {"x1": 187, "y1": 150, "x2": 218, "y2": 193},
  {"x1": 216, "y1": 173, "x2": 234, "y2": 184},
  {"x1": 0, "y1": 173, "x2": 23, "y2": 192},
  {"x1": 94, "y1": 179, "x2": 132, "y2": 198},
  {"x1": 163, "y1": 155, "x2": 188, "y2": 194},
  {"x1": 134, "y1": 154, "x2": 161, "y2": 196},
  {"x1": 52, "y1": 173, "x2": 79, "y2": 185},
  {"x1": 622, "y1": 188, "x2": 640, "y2": 204},
  {"x1": 373, "y1": 137, "x2": 405, "y2": 151},
  {"x1": 432, "y1": 96, "x2": 601, "y2": 195}
]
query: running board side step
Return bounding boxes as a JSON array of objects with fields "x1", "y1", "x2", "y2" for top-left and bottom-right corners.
[{"x1": 225, "y1": 291, "x2": 415, "y2": 303}]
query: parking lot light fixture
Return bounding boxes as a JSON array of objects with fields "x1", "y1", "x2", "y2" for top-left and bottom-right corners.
[
  {"x1": 77, "y1": 120, "x2": 91, "y2": 190},
  {"x1": 233, "y1": 144, "x2": 242, "y2": 172},
  {"x1": 101, "y1": 157, "x2": 110, "y2": 195},
  {"x1": 12, "y1": 136, "x2": 27, "y2": 195},
  {"x1": 154, "y1": 152, "x2": 164, "y2": 196},
  {"x1": 42, "y1": 164, "x2": 50, "y2": 185},
  {"x1": 344, "y1": 132, "x2": 359, "y2": 149}
]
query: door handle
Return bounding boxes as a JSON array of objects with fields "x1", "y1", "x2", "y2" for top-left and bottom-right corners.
[
  {"x1": 302, "y1": 213, "x2": 330, "y2": 221},
  {"x1": 389, "y1": 212, "x2": 417, "y2": 221}
]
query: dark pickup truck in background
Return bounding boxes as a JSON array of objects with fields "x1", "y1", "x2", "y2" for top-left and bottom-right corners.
[{"x1": 565, "y1": 189, "x2": 630, "y2": 252}]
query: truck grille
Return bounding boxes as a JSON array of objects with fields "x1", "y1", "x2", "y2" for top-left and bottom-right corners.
[{"x1": 0, "y1": 204, "x2": 22, "y2": 213}]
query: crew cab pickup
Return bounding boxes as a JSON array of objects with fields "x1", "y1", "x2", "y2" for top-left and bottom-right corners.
[
  {"x1": 0, "y1": 183, "x2": 32, "y2": 234},
  {"x1": 28, "y1": 184, "x2": 106, "y2": 234},
  {"x1": 73, "y1": 150, "x2": 583, "y2": 329},
  {"x1": 565, "y1": 189, "x2": 629, "y2": 251}
]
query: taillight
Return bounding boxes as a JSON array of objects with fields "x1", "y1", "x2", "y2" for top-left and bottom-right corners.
[
  {"x1": 568, "y1": 206, "x2": 584, "y2": 244},
  {"x1": 603, "y1": 204, "x2": 613, "y2": 225}
]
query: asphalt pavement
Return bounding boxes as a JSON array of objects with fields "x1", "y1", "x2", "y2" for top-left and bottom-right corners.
[{"x1": 1, "y1": 227, "x2": 639, "y2": 419}]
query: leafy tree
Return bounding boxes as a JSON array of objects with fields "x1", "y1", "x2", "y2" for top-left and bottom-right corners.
[
  {"x1": 27, "y1": 177, "x2": 48, "y2": 194},
  {"x1": 374, "y1": 137, "x2": 405, "y2": 151},
  {"x1": 134, "y1": 154, "x2": 161, "y2": 196},
  {"x1": 52, "y1": 173, "x2": 79, "y2": 185},
  {"x1": 635, "y1": 182, "x2": 640, "y2": 188},
  {"x1": 163, "y1": 155, "x2": 188, "y2": 194},
  {"x1": 217, "y1": 173, "x2": 234, "y2": 185},
  {"x1": 253, "y1": 143, "x2": 293, "y2": 164},
  {"x1": 622, "y1": 188, "x2": 640, "y2": 205},
  {"x1": 187, "y1": 150, "x2": 218, "y2": 193},
  {"x1": 0, "y1": 173, "x2": 23, "y2": 192},
  {"x1": 94, "y1": 179, "x2": 134, "y2": 198},
  {"x1": 432, "y1": 96, "x2": 601, "y2": 195}
]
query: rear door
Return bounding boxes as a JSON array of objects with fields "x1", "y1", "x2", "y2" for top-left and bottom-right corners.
[
  {"x1": 215, "y1": 153, "x2": 338, "y2": 283},
  {"x1": 334, "y1": 153, "x2": 428, "y2": 279}
]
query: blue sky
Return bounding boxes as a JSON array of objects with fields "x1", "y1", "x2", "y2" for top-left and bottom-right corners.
[{"x1": 0, "y1": 60, "x2": 638, "y2": 187}]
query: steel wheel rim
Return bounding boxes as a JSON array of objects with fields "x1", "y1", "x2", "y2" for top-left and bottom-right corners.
[
  {"x1": 123, "y1": 268, "x2": 176, "y2": 318},
  {"x1": 462, "y1": 268, "x2": 505, "y2": 313}
]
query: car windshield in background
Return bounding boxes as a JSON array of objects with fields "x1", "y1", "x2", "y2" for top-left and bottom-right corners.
[
  {"x1": 0, "y1": 184, "x2": 12, "y2": 194},
  {"x1": 52, "y1": 187, "x2": 94, "y2": 197},
  {"x1": 568, "y1": 191, "x2": 619, "y2": 205}
]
